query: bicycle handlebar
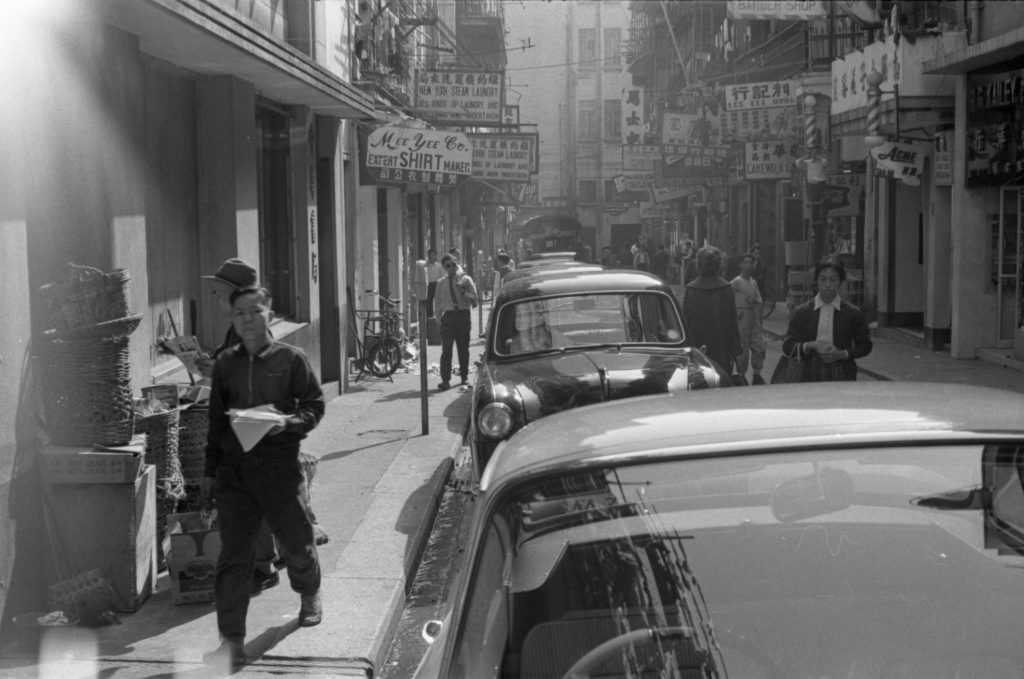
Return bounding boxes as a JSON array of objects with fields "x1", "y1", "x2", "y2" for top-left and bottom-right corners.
[{"x1": 365, "y1": 290, "x2": 400, "y2": 308}]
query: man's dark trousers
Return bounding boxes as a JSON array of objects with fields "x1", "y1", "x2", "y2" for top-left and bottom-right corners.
[
  {"x1": 440, "y1": 308, "x2": 471, "y2": 383},
  {"x1": 213, "y1": 457, "x2": 320, "y2": 642}
]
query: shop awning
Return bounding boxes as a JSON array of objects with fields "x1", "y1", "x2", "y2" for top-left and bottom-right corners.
[
  {"x1": 924, "y1": 25, "x2": 1024, "y2": 75},
  {"x1": 102, "y1": 0, "x2": 375, "y2": 119}
]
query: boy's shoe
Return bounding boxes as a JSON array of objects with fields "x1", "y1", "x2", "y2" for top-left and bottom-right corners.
[
  {"x1": 751, "y1": 373, "x2": 766, "y2": 385},
  {"x1": 437, "y1": 381, "x2": 451, "y2": 391},
  {"x1": 203, "y1": 639, "x2": 246, "y2": 671},
  {"x1": 251, "y1": 570, "x2": 280, "y2": 594},
  {"x1": 299, "y1": 593, "x2": 323, "y2": 627}
]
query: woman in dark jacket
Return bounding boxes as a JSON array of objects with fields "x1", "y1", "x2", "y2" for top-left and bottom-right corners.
[
  {"x1": 782, "y1": 256, "x2": 872, "y2": 381},
  {"x1": 681, "y1": 246, "x2": 742, "y2": 380}
]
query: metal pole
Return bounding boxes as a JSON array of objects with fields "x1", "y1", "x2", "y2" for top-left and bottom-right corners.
[{"x1": 419, "y1": 299, "x2": 429, "y2": 435}]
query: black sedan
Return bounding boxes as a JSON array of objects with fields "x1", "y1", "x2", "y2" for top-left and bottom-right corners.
[
  {"x1": 416, "y1": 383, "x2": 1024, "y2": 679},
  {"x1": 471, "y1": 268, "x2": 728, "y2": 476}
]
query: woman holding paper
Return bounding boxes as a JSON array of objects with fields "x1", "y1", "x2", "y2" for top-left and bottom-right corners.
[{"x1": 202, "y1": 287, "x2": 326, "y2": 669}]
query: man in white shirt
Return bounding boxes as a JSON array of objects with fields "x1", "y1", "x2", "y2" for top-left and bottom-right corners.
[
  {"x1": 730, "y1": 253, "x2": 766, "y2": 385},
  {"x1": 433, "y1": 254, "x2": 478, "y2": 390},
  {"x1": 425, "y1": 249, "x2": 446, "y2": 318}
]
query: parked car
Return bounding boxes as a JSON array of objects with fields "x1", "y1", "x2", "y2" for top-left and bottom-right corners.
[
  {"x1": 471, "y1": 268, "x2": 728, "y2": 476},
  {"x1": 499, "y1": 262, "x2": 603, "y2": 288},
  {"x1": 415, "y1": 383, "x2": 1024, "y2": 679},
  {"x1": 515, "y1": 251, "x2": 579, "y2": 268}
]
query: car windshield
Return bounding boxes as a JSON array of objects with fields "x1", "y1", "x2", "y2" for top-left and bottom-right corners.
[
  {"x1": 494, "y1": 292, "x2": 684, "y2": 356},
  {"x1": 453, "y1": 443, "x2": 1024, "y2": 679}
]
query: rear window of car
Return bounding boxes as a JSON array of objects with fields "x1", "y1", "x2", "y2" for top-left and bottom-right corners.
[{"x1": 493, "y1": 292, "x2": 684, "y2": 356}]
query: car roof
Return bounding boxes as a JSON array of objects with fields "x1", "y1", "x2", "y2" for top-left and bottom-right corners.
[
  {"x1": 527, "y1": 251, "x2": 578, "y2": 260},
  {"x1": 494, "y1": 268, "x2": 673, "y2": 304},
  {"x1": 481, "y1": 382, "x2": 1024, "y2": 490},
  {"x1": 501, "y1": 264, "x2": 603, "y2": 285}
]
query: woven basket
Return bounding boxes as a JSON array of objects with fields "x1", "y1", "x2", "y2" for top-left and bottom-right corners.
[
  {"x1": 39, "y1": 264, "x2": 131, "y2": 334},
  {"x1": 47, "y1": 568, "x2": 120, "y2": 627},
  {"x1": 136, "y1": 409, "x2": 184, "y2": 496},
  {"x1": 37, "y1": 335, "x2": 135, "y2": 447},
  {"x1": 178, "y1": 406, "x2": 209, "y2": 486}
]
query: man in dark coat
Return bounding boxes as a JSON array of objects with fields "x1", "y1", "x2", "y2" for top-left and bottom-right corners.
[{"x1": 681, "y1": 246, "x2": 742, "y2": 381}]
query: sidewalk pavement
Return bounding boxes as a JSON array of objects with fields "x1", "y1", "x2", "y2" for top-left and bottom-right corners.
[
  {"x1": 0, "y1": 309, "x2": 485, "y2": 679},
  {"x1": 760, "y1": 307, "x2": 1024, "y2": 393},
  {"x1": 2, "y1": 297, "x2": 1022, "y2": 679}
]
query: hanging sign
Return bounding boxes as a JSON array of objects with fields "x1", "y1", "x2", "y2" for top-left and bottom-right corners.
[
  {"x1": 365, "y1": 126, "x2": 472, "y2": 187},
  {"x1": 825, "y1": 174, "x2": 864, "y2": 216},
  {"x1": 468, "y1": 133, "x2": 537, "y2": 183},
  {"x1": 623, "y1": 86, "x2": 645, "y2": 145},
  {"x1": 660, "y1": 144, "x2": 730, "y2": 178},
  {"x1": 869, "y1": 141, "x2": 926, "y2": 186},
  {"x1": 727, "y1": 1, "x2": 826, "y2": 21},
  {"x1": 725, "y1": 80, "x2": 799, "y2": 111},
  {"x1": 744, "y1": 139, "x2": 800, "y2": 179},
  {"x1": 933, "y1": 131, "x2": 952, "y2": 186},
  {"x1": 414, "y1": 69, "x2": 504, "y2": 125}
]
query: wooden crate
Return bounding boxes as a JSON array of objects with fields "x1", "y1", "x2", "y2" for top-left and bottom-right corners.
[{"x1": 45, "y1": 464, "x2": 157, "y2": 612}]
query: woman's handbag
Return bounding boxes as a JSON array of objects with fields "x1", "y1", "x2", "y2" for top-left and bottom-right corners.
[{"x1": 771, "y1": 353, "x2": 805, "y2": 384}]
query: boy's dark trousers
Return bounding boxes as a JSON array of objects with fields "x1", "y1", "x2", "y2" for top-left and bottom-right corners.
[
  {"x1": 213, "y1": 456, "x2": 320, "y2": 642},
  {"x1": 439, "y1": 308, "x2": 471, "y2": 383}
]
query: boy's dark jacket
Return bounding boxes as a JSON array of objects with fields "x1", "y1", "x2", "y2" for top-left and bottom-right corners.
[{"x1": 204, "y1": 340, "x2": 325, "y2": 477}]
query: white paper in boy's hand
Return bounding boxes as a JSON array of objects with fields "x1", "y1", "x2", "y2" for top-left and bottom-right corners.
[{"x1": 228, "y1": 405, "x2": 287, "y2": 452}]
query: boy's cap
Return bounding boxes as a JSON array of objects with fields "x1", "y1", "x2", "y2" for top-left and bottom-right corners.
[{"x1": 204, "y1": 259, "x2": 257, "y2": 289}]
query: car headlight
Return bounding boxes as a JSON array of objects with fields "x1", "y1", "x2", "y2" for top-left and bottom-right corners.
[{"x1": 478, "y1": 402, "x2": 514, "y2": 439}]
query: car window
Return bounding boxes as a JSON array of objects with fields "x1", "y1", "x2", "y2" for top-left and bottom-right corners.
[
  {"x1": 469, "y1": 443, "x2": 1024, "y2": 678},
  {"x1": 494, "y1": 292, "x2": 684, "y2": 356}
]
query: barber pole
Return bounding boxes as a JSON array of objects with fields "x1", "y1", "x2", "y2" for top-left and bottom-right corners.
[
  {"x1": 865, "y1": 71, "x2": 885, "y2": 147},
  {"x1": 803, "y1": 94, "x2": 818, "y2": 150}
]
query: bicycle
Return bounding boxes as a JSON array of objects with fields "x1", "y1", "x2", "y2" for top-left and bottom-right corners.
[{"x1": 353, "y1": 291, "x2": 404, "y2": 380}]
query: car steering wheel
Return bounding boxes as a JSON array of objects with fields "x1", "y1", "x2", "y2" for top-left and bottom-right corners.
[
  {"x1": 561, "y1": 626, "x2": 783, "y2": 679},
  {"x1": 561, "y1": 626, "x2": 693, "y2": 679}
]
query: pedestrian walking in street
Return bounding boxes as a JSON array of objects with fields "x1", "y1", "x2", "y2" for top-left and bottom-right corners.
[
  {"x1": 633, "y1": 240, "x2": 651, "y2": 272},
  {"x1": 599, "y1": 245, "x2": 619, "y2": 269},
  {"x1": 681, "y1": 246, "x2": 742, "y2": 382},
  {"x1": 651, "y1": 243, "x2": 670, "y2": 281},
  {"x1": 731, "y1": 252, "x2": 767, "y2": 385},
  {"x1": 782, "y1": 256, "x2": 873, "y2": 381},
  {"x1": 202, "y1": 286, "x2": 326, "y2": 671},
  {"x1": 434, "y1": 253, "x2": 478, "y2": 390},
  {"x1": 424, "y1": 248, "x2": 445, "y2": 318}
]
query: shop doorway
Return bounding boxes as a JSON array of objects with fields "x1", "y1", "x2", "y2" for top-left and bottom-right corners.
[{"x1": 996, "y1": 187, "x2": 1023, "y2": 349}]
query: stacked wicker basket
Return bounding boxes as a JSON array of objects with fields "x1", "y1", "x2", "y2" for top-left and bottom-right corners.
[{"x1": 36, "y1": 264, "x2": 141, "y2": 447}]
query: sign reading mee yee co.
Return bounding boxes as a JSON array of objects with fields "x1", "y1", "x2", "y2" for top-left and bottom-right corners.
[{"x1": 365, "y1": 126, "x2": 473, "y2": 187}]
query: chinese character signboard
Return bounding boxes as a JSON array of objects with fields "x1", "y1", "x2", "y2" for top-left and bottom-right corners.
[
  {"x1": 622, "y1": 86, "x2": 645, "y2": 145},
  {"x1": 726, "y1": 80, "x2": 798, "y2": 111},
  {"x1": 468, "y1": 133, "x2": 537, "y2": 183},
  {"x1": 622, "y1": 145, "x2": 660, "y2": 171},
  {"x1": 744, "y1": 139, "x2": 800, "y2": 179},
  {"x1": 933, "y1": 131, "x2": 951, "y2": 186},
  {"x1": 965, "y1": 70, "x2": 1024, "y2": 186},
  {"x1": 365, "y1": 126, "x2": 473, "y2": 188},
  {"x1": 414, "y1": 70, "x2": 504, "y2": 125},
  {"x1": 825, "y1": 174, "x2": 864, "y2": 216}
]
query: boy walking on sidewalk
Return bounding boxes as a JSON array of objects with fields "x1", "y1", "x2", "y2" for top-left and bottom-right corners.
[
  {"x1": 202, "y1": 286, "x2": 325, "y2": 670},
  {"x1": 731, "y1": 253, "x2": 767, "y2": 385}
]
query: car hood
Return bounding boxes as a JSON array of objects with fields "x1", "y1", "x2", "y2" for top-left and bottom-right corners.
[{"x1": 484, "y1": 348, "x2": 719, "y2": 424}]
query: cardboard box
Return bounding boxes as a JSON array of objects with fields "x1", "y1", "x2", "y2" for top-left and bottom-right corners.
[
  {"x1": 45, "y1": 464, "x2": 157, "y2": 612},
  {"x1": 39, "y1": 436, "x2": 145, "y2": 484},
  {"x1": 166, "y1": 511, "x2": 220, "y2": 605}
]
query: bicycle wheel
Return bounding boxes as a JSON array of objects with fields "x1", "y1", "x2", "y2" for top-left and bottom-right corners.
[{"x1": 368, "y1": 336, "x2": 403, "y2": 377}]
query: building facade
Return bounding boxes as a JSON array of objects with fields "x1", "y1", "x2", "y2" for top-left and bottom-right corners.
[{"x1": 0, "y1": 0, "x2": 504, "y2": 623}]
